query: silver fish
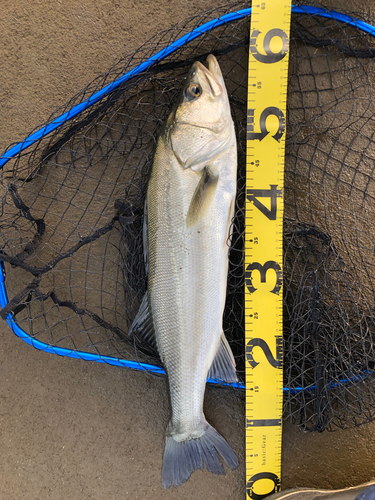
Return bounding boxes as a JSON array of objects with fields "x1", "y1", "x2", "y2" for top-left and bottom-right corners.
[{"x1": 130, "y1": 54, "x2": 238, "y2": 488}]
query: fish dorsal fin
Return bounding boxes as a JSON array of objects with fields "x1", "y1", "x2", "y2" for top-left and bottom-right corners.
[
  {"x1": 128, "y1": 293, "x2": 158, "y2": 353},
  {"x1": 207, "y1": 332, "x2": 238, "y2": 383},
  {"x1": 186, "y1": 166, "x2": 218, "y2": 228}
]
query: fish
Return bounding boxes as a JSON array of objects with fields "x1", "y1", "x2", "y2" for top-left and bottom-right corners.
[{"x1": 129, "y1": 54, "x2": 239, "y2": 488}]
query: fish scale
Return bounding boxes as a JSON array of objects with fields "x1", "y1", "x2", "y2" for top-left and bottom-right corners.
[{"x1": 149, "y1": 138, "x2": 228, "y2": 425}]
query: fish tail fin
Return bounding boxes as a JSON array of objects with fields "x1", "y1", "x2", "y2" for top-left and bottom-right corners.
[{"x1": 161, "y1": 422, "x2": 238, "y2": 488}]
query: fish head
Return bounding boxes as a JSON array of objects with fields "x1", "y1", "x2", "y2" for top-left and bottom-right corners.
[{"x1": 166, "y1": 55, "x2": 234, "y2": 171}]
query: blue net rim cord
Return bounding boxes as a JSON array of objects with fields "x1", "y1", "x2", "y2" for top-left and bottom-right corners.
[
  {"x1": 1, "y1": 5, "x2": 375, "y2": 169},
  {"x1": 0, "y1": 260, "x2": 245, "y2": 389},
  {"x1": 0, "y1": 5, "x2": 374, "y2": 392}
]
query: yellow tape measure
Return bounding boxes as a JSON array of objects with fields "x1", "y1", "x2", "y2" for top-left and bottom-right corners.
[{"x1": 245, "y1": 1, "x2": 291, "y2": 499}]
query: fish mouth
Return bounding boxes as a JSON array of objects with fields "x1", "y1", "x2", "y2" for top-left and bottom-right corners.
[{"x1": 192, "y1": 55, "x2": 223, "y2": 96}]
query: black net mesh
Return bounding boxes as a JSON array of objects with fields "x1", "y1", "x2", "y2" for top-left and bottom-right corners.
[{"x1": 2, "y1": 1, "x2": 375, "y2": 431}]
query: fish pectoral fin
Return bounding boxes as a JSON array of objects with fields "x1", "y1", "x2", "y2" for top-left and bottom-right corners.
[
  {"x1": 207, "y1": 331, "x2": 238, "y2": 383},
  {"x1": 186, "y1": 165, "x2": 218, "y2": 227},
  {"x1": 128, "y1": 293, "x2": 159, "y2": 354}
]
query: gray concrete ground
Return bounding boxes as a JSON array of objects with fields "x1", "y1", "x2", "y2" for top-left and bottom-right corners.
[{"x1": 1, "y1": 1, "x2": 375, "y2": 499}]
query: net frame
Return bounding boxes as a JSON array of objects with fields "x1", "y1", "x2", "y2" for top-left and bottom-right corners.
[{"x1": 1, "y1": 2, "x2": 375, "y2": 430}]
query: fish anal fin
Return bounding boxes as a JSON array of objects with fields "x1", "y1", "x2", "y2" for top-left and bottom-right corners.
[
  {"x1": 129, "y1": 293, "x2": 158, "y2": 353},
  {"x1": 207, "y1": 332, "x2": 238, "y2": 383},
  {"x1": 186, "y1": 166, "x2": 218, "y2": 228}
]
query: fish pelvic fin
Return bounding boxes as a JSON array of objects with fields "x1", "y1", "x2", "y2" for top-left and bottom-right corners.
[
  {"x1": 186, "y1": 165, "x2": 218, "y2": 227},
  {"x1": 207, "y1": 331, "x2": 238, "y2": 383},
  {"x1": 128, "y1": 293, "x2": 158, "y2": 354},
  {"x1": 161, "y1": 421, "x2": 238, "y2": 488}
]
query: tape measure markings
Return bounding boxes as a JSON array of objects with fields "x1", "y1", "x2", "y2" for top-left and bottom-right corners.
[{"x1": 245, "y1": 1, "x2": 292, "y2": 499}]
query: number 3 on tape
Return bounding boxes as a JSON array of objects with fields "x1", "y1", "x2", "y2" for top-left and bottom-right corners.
[{"x1": 245, "y1": 261, "x2": 282, "y2": 295}]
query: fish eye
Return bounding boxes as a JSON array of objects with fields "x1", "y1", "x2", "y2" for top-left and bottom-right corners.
[{"x1": 184, "y1": 83, "x2": 202, "y2": 100}]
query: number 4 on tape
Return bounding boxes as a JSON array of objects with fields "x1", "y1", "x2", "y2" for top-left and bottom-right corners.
[{"x1": 247, "y1": 185, "x2": 282, "y2": 221}]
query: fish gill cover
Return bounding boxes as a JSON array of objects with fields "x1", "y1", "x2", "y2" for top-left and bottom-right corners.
[{"x1": 1, "y1": 1, "x2": 375, "y2": 431}]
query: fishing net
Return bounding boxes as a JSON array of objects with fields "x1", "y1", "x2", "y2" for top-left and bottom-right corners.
[{"x1": 1, "y1": 1, "x2": 375, "y2": 431}]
